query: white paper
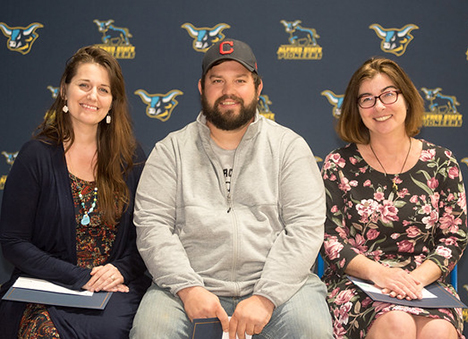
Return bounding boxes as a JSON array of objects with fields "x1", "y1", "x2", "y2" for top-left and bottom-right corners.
[
  {"x1": 221, "y1": 317, "x2": 252, "y2": 339},
  {"x1": 221, "y1": 332, "x2": 252, "y2": 339},
  {"x1": 13, "y1": 277, "x2": 93, "y2": 296},
  {"x1": 349, "y1": 277, "x2": 436, "y2": 299}
]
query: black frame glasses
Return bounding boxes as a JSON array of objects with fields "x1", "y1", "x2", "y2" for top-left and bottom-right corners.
[{"x1": 357, "y1": 90, "x2": 401, "y2": 109}]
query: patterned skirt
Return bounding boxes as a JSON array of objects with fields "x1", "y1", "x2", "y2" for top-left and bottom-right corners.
[
  {"x1": 17, "y1": 174, "x2": 117, "y2": 338},
  {"x1": 327, "y1": 277, "x2": 465, "y2": 339},
  {"x1": 18, "y1": 304, "x2": 61, "y2": 339}
]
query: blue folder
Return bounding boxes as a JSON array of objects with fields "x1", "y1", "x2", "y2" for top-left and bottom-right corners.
[
  {"x1": 2, "y1": 285, "x2": 112, "y2": 310},
  {"x1": 348, "y1": 276, "x2": 467, "y2": 308}
]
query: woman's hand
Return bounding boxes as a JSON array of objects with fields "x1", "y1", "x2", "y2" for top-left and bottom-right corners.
[
  {"x1": 82, "y1": 263, "x2": 129, "y2": 293},
  {"x1": 346, "y1": 255, "x2": 428, "y2": 300},
  {"x1": 373, "y1": 267, "x2": 423, "y2": 300}
]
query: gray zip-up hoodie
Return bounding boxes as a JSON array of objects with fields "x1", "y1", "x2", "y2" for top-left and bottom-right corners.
[{"x1": 134, "y1": 112, "x2": 325, "y2": 307}]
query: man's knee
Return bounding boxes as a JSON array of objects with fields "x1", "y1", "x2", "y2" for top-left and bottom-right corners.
[
  {"x1": 130, "y1": 285, "x2": 190, "y2": 339},
  {"x1": 131, "y1": 315, "x2": 184, "y2": 339},
  {"x1": 263, "y1": 278, "x2": 333, "y2": 339},
  {"x1": 292, "y1": 307, "x2": 333, "y2": 339}
]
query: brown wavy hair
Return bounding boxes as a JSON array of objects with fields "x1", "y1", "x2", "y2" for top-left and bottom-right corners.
[
  {"x1": 336, "y1": 57, "x2": 425, "y2": 144},
  {"x1": 35, "y1": 45, "x2": 136, "y2": 224}
]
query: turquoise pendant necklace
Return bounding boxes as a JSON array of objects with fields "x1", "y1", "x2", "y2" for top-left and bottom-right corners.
[{"x1": 76, "y1": 181, "x2": 98, "y2": 226}]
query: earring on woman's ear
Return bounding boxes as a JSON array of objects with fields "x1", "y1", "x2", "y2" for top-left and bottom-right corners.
[
  {"x1": 62, "y1": 104, "x2": 69, "y2": 113},
  {"x1": 106, "y1": 115, "x2": 111, "y2": 124}
]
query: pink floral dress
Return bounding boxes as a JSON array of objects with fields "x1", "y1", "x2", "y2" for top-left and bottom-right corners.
[{"x1": 321, "y1": 140, "x2": 467, "y2": 339}]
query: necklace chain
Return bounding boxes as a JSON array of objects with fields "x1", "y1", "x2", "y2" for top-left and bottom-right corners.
[
  {"x1": 369, "y1": 138, "x2": 412, "y2": 192},
  {"x1": 75, "y1": 179, "x2": 98, "y2": 226}
]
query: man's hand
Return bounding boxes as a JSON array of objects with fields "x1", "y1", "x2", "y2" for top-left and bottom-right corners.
[
  {"x1": 229, "y1": 295, "x2": 274, "y2": 339},
  {"x1": 177, "y1": 286, "x2": 230, "y2": 331}
]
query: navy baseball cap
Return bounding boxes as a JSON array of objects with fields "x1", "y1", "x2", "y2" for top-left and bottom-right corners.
[{"x1": 202, "y1": 39, "x2": 258, "y2": 76}]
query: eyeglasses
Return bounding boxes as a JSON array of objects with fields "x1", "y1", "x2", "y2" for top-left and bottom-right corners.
[{"x1": 357, "y1": 90, "x2": 401, "y2": 109}]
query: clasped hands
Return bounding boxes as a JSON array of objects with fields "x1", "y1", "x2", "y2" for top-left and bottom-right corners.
[
  {"x1": 374, "y1": 267, "x2": 423, "y2": 300},
  {"x1": 178, "y1": 286, "x2": 274, "y2": 339},
  {"x1": 82, "y1": 263, "x2": 128, "y2": 293}
]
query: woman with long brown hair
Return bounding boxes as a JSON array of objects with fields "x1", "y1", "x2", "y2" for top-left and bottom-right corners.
[{"x1": 0, "y1": 45, "x2": 150, "y2": 338}]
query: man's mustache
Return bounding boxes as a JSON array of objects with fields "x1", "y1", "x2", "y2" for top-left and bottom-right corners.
[{"x1": 215, "y1": 95, "x2": 244, "y2": 107}]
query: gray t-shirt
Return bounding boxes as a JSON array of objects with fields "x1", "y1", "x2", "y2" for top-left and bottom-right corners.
[{"x1": 210, "y1": 139, "x2": 234, "y2": 193}]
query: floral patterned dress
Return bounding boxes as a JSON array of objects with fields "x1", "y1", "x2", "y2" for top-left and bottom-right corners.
[
  {"x1": 321, "y1": 140, "x2": 467, "y2": 339},
  {"x1": 18, "y1": 174, "x2": 118, "y2": 338}
]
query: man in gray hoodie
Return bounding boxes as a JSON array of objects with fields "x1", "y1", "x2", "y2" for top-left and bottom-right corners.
[{"x1": 131, "y1": 39, "x2": 332, "y2": 339}]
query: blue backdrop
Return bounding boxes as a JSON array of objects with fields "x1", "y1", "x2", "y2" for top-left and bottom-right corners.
[{"x1": 2, "y1": 0, "x2": 468, "y2": 332}]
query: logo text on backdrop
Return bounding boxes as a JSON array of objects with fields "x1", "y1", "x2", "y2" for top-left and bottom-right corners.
[
  {"x1": 93, "y1": 19, "x2": 135, "y2": 59},
  {"x1": 277, "y1": 20, "x2": 322, "y2": 60},
  {"x1": 421, "y1": 88, "x2": 462, "y2": 127}
]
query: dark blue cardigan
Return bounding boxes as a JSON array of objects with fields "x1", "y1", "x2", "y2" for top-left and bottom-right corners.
[{"x1": 0, "y1": 139, "x2": 151, "y2": 338}]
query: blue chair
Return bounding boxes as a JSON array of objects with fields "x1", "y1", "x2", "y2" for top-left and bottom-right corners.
[
  {"x1": 316, "y1": 254, "x2": 458, "y2": 292},
  {"x1": 316, "y1": 253, "x2": 325, "y2": 278},
  {"x1": 451, "y1": 265, "x2": 458, "y2": 292},
  {"x1": 315, "y1": 254, "x2": 325, "y2": 277}
]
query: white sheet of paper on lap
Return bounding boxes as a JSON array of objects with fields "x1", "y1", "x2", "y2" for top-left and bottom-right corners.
[
  {"x1": 13, "y1": 277, "x2": 93, "y2": 296},
  {"x1": 350, "y1": 277, "x2": 437, "y2": 299}
]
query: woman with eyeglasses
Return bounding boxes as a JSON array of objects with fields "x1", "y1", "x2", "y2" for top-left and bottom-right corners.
[{"x1": 320, "y1": 57, "x2": 467, "y2": 339}]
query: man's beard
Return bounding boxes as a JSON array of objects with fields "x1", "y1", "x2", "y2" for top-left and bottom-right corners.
[{"x1": 201, "y1": 93, "x2": 257, "y2": 131}]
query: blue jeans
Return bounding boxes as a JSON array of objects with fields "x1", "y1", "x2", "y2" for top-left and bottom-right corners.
[{"x1": 130, "y1": 275, "x2": 332, "y2": 339}]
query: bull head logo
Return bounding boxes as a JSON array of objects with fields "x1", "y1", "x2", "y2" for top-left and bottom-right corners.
[
  {"x1": 0, "y1": 22, "x2": 43, "y2": 55},
  {"x1": 181, "y1": 23, "x2": 230, "y2": 52},
  {"x1": 134, "y1": 89, "x2": 183, "y2": 122},
  {"x1": 369, "y1": 24, "x2": 419, "y2": 57},
  {"x1": 321, "y1": 90, "x2": 344, "y2": 118},
  {"x1": 2, "y1": 151, "x2": 18, "y2": 166}
]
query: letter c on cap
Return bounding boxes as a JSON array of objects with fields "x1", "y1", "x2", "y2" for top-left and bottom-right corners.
[{"x1": 219, "y1": 41, "x2": 234, "y2": 55}]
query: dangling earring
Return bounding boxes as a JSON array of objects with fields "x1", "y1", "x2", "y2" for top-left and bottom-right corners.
[
  {"x1": 62, "y1": 104, "x2": 69, "y2": 113},
  {"x1": 106, "y1": 115, "x2": 111, "y2": 124}
]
